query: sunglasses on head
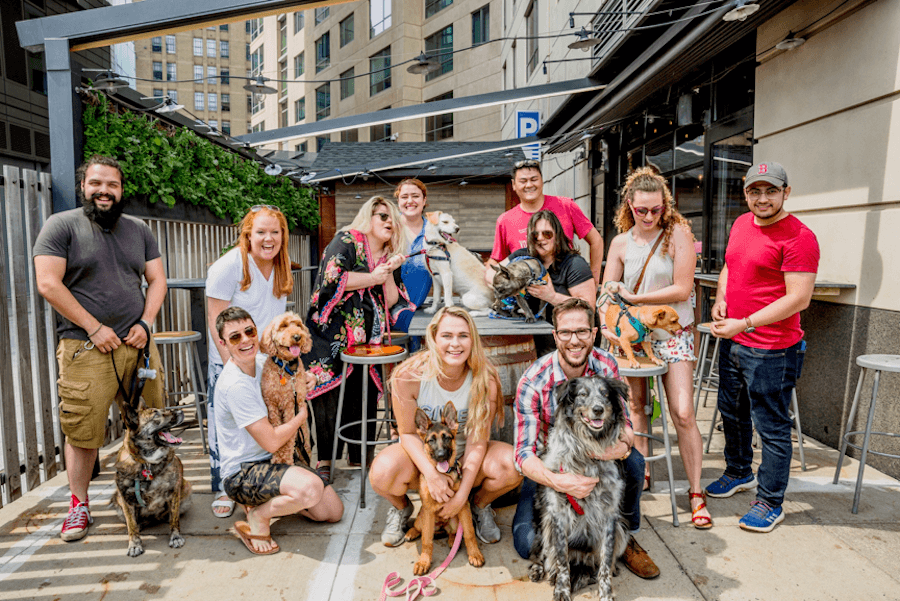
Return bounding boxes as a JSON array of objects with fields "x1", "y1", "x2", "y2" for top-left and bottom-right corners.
[
  {"x1": 629, "y1": 202, "x2": 665, "y2": 217},
  {"x1": 250, "y1": 204, "x2": 281, "y2": 213},
  {"x1": 373, "y1": 211, "x2": 392, "y2": 222},
  {"x1": 531, "y1": 230, "x2": 554, "y2": 241},
  {"x1": 226, "y1": 325, "x2": 258, "y2": 345},
  {"x1": 514, "y1": 159, "x2": 541, "y2": 170}
]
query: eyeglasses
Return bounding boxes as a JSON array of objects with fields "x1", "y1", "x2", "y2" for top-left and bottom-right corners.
[
  {"x1": 746, "y1": 187, "x2": 784, "y2": 200},
  {"x1": 531, "y1": 230, "x2": 554, "y2": 241},
  {"x1": 250, "y1": 204, "x2": 281, "y2": 213},
  {"x1": 629, "y1": 202, "x2": 664, "y2": 217},
  {"x1": 373, "y1": 212, "x2": 392, "y2": 222},
  {"x1": 514, "y1": 159, "x2": 541, "y2": 170},
  {"x1": 554, "y1": 328, "x2": 593, "y2": 341},
  {"x1": 226, "y1": 326, "x2": 258, "y2": 345}
]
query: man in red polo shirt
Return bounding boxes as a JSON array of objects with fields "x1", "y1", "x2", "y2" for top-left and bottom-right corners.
[{"x1": 707, "y1": 161, "x2": 819, "y2": 533}]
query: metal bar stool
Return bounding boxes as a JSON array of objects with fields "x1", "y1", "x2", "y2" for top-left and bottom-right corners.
[
  {"x1": 833, "y1": 354, "x2": 900, "y2": 514},
  {"x1": 693, "y1": 323, "x2": 721, "y2": 414},
  {"x1": 330, "y1": 344, "x2": 409, "y2": 508},
  {"x1": 152, "y1": 330, "x2": 208, "y2": 453},
  {"x1": 616, "y1": 356, "x2": 679, "y2": 527}
]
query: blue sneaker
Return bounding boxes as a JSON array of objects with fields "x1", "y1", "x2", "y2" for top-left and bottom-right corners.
[
  {"x1": 739, "y1": 501, "x2": 784, "y2": 532},
  {"x1": 705, "y1": 473, "x2": 757, "y2": 498}
]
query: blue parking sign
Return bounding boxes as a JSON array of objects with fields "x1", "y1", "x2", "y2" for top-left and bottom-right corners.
[{"x1": 516, "y1": 110, "x2": 541, "y2": 159}]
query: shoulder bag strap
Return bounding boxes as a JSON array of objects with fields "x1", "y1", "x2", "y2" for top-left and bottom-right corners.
[{"x1": 632, "y1": 232, "x2": 664, "y2": 294}]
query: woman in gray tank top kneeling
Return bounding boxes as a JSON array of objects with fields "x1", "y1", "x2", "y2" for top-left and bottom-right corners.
[{"x1": 369, "y1": 306, "x2": 523, "y2": 547}]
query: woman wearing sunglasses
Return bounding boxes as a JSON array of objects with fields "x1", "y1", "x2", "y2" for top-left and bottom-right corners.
[
  {"x1": 499, "y1": 210, "x2": 595, "y2": 355},
  {"x1": 303, "y1": 196, "x2": 413, "y2": 483},
  {"x1": 600, "y1": 166, "x2": 711, "y2": 529},
  {"x1": 204, "y1": 204, "x2": 294, "y2": 518}
]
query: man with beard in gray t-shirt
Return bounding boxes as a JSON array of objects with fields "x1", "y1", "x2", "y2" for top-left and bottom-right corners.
[{"x1": 33, "y1": 155, "x2": 168, "y2": 543}]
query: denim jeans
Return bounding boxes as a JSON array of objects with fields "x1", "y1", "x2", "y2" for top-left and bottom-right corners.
[
  {"x1": 207, "y1": 362, "x2": 224, "y2": 493},
  {"x1": 717, "y1": 338, "x2": 800, "y2": 508},
  {"x1": 512, "y1": 448, "x2": 645, "y2": 559}
]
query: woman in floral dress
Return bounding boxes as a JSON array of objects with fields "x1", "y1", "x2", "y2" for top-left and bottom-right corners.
[{"x1": 304, "y1": 196, "x2": 412, "y2": 482}]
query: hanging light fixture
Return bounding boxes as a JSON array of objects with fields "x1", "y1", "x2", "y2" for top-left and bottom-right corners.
[
  {"x1": 93, "y1": 72, "x2": 128, "y2": 93},
  {"x1": 568, "y1": 27, "x2": 602, "y2": 51},
  {"x1": 775, "y1": 32, "x2": 806, "y2": 50},
  {"x1": 723, "y1": 0, "x2": 759, "y2": 22},
  {"x1": 264, "y1": 164, "x2": 283, "y2": 176},
  {"x1": 406, "y1": 52, "x2": 441, "y2": 75},
  {"x1": 459, "y1": 180, "x2": 468, "y2": 186},
  {"x1": 243, "y1": 76, "x2": 278, "y2": 94},
  {"x1": 154, "y1": 97, "x2": 184, "y2": 113}
]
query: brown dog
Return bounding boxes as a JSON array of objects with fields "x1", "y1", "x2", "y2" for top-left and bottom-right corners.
[
  {"x1": 405, "y1": 402, "x2": 484, "y2": 575},
  {"x1": 604, "y1": 284, "x2": 683, "y2": 369},
  {"x1": 259, "y1": 311, "x2": 313, "y2": 465},
  {"x1": 114, "y1": 399, "x2": 192, "y2": 557}
]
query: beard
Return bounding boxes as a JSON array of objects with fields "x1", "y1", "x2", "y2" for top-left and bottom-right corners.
[
  {"x1": 559, "y1": 346, "x2": 590, "y2": 371},
  {"x1": 81, "y1": 189, "x2": 125, "y2": 230}
]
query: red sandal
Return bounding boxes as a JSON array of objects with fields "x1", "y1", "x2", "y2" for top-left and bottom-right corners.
[{"x1": 689, "y1": 491, "x2": 713, "y2": 529}]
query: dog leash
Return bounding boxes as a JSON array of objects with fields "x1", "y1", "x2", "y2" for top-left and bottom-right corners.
[{"x1": 379, "y1": 521, "x2": 464, "y2": 601}]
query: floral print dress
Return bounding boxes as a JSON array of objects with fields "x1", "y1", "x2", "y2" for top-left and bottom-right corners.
[{"x1": 304, "y1": 229, "x2": 412, "y2": 401}]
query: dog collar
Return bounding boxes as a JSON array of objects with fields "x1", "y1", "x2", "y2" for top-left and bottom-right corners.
[
  {"x1": 559, "y1": 465, "x2": 586, "y2": 515},
  {"x1": 271, "y1": 356, "x2": 300, "y2": 386},
  {"x1": 135, "y1": 468, "x2": 154, "y2": 507}
]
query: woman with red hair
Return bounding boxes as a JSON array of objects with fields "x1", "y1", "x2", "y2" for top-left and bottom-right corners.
[{"x1": 205, "y1": 205, "x2": 295, "y2": 518}]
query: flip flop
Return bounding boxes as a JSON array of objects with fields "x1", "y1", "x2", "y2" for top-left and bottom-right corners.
[
  {"x1": 212, "y1": 493, "x2": 235, "y2": 518},
  {"x1": 233, "y1": 521, "x2": 280, "y2": 555}
]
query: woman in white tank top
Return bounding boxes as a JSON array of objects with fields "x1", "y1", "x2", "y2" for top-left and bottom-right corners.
[
  {"x1": 599, "y1": 167, "x2": 712, "y2": 530},
  {"x1": 369, "y1": 307, "x2": 523, "y2": 547}
]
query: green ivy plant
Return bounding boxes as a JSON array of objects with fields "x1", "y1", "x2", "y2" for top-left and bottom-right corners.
[{"x1": 81, "y1": 92, "x2": 319, "y2": 232}]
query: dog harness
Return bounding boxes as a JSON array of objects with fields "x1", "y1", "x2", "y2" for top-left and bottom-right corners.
[
  {"x1": 271, "y1": 356, "x2": 303, "y2": 411},
  {"x1": 423, "y1": 240, "x2": 451, "y2": 275},
  {"x1": 134, "y1": 468, "x2": 154, "y2": 507},
  {"x1": 611, "y1": 292, "x2": 650, "y2": 343},
  {"x1": 493, "y1": 256, "x2": 550, "y2": 320}
]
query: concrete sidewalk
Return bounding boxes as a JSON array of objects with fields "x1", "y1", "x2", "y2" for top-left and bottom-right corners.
[{"x1": 1, "y1": 398, "x2": 898, "y2": 601}]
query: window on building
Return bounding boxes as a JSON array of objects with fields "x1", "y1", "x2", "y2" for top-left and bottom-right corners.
[
  {"x1": 315, "y1": 7, "x2": 329, "y2": 24},
  {"x1": 209, "y1": 120, "x2": 218, "y2": 131},
  {"x1": 221, "y1": 69, "x2": 230, "y2": 84},
  {"x1": 194, "y1": 65, "x2": 203, "y2": 81},
  {"x1": 207, "y1": 39, "x2": 216, "y2": 57},
  {"x1": 526, "y1": 1, "x2": 538, "y2": 75},
  {"x1": 316, "y1": 136, "x2": 329, "y2": 151},
  {"x1": 340, "y1": 14, "x2": 355, "y2": 47},
  {"x1": 246, "y1": 42, "x2": 250, "y2": 61},
  {"x1": 194, "y1": 92, "x2": 204, "y2": 110},
  {"x1": 425, "y1": 26, "x2": 453, "y2": 82},
  {"x1": 169, "y1": 90, "x2": 178, "y2": 103},
  {"x1": 279, "y1": 17, "x2": 288, "y2": 55},
  {"x1": 316, "y1": 84, "x2": 331, "y2": 120},
  {"x1": 279, "y1": 59, "x2": 288, "y2": 96},
  {"x1": 166, "y1": 63, "x2": 176, "y2": 81},
  {"x1": 297, "y1": 142, "x2": 308, "y2": 152},
  {"x1": 280, "y1": 101, "x2": 288, "y2": 128},
  {"x1": 370, "y1": 0, "x2": 391, "y2": 38},
  {"x1": 165, "y1": 35, "x2": 176, "y2": 53},
  {"x1": 151, "y1": 36, "x2": 162, "y2": 52},
  {"x1": 249, "y1": 18, "x2": 263, "y2": 41},
  {"x1": 207, "y1": 66, "x2": 217, "y2": 85},
  {"x1": 222, "y1": 121, "x2": 231, "y2": 135},
  {"x1": 425, "y1": 0, "x2": 452, "y2": 18},
  {"x1": 152, "y1": 61, "x2": 163, "y2": 80},
  {"x1": 222, "y1": 93, "x2": 230, "y2": 111},
  {"x1": 315, "y1": 32, "x2": 330, "y2": 72},
  {"x1": 251, "y1": 46, "x2": 264, "y2": 76},
  {"x1": 341, "y1": 129, "x2": 359, "y2": 142},
  {"x1": 220, "y1": 40, "x2": 230, "y2": 58},
  {"x1": 295, "y1": 97, "x2": 306, "y2": 122},
  {"x1": 294, "y1": 11, "x2": 304, "y2": 33},
  {"x1": 251, "y1": 92, "x2": 264, "y2": 114},
  {"x1": 193, "y1": 37, "x2": 203, "y2": 56},
  {"x1": 472, "y1": 5, "x2": 489, "y2": 45},
  {"x1": 208, "y1": 93, "x2": 218, "y2": 111},
  {"x1": 294, "y1": 52, "x2": 304, "y2": 78},
  {"x1": 152, "y1": 88, "x2": 163, "y2": 99},
  {"x1": 425, "y1": 93, "x2": 454, "y2": 141},
  {"x1": 340, "y1": 67, "x2": 355, "y2": 99},
  {"x1": 369, "y1": 47, "x2": 391, "y2": 95},
  {"x1": 220, "y1": 24, "x2": 229, "y2": 31},
  {"x1": 246, "y1": 20, "x2": 251, "y2": 34},
  {"x1": 370, "y1": 115, "x2": 391, "y2": 142}
]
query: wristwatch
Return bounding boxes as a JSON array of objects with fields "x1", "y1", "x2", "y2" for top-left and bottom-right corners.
[{"x1": 744, "y1": 317, "x2": 756, "y2": 333}]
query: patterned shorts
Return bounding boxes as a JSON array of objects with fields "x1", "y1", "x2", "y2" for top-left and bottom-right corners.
[
  {"x1": 619, "y1": 325, "x2": 695, "y2": 365},
  {"x1": 223, "y1": 459, "x2": 316, "y2": 507}
]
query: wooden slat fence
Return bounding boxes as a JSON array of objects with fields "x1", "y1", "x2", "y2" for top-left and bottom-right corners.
[{"x1": 0, "y1": 165, "x2": 313, "y2": 505}]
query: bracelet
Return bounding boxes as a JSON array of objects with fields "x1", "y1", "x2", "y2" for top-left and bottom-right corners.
[
  {"x1": 140, "y1": 319, "x2": 151, "y2": 330},
  {"x1": 87, "y1": 323, "x2": 103, "y2": 338}
]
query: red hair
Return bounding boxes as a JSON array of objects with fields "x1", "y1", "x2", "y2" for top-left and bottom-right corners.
[{"x1": 237, "y1": 207, "x2": 293, "y2": 298}]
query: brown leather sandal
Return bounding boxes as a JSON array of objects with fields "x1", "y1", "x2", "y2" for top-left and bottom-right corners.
[
  {"x1": 234, "y1": 521, "x2": 280, "y2": 555},
  {"x1": 689, "y1": 491, "x2": 713, "y2": 529}
]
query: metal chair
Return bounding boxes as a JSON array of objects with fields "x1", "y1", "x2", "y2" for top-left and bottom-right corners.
[
  {"x1": 330, "y1": 345, "x2": 409, "y2": 508},
  {"x1": 152, "y1": 330, "x2": 208, "y2": 453},
  {"x1": 833, "y1": 354, "x2": 900, "y2": 513},
  {"x1": 693, "y1": 323, "x2": 721, "y2": 414},
  {"x1": 616, "y1": 356, "x2": 679, "y2": 527}
]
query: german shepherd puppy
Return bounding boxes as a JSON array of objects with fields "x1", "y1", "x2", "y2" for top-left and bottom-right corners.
[
  {"x1": 404, "y1": 402, "x2": 484, "y2": 575},
  {"x1": 114, "y1": 398, "x2": 193, "y2": 557},
  {"x1": 530, "y1": 377, "x2": 630, "y2": 601},
  {"x1": 490, "y1": 257, "x2": 551, "y2": 323}
]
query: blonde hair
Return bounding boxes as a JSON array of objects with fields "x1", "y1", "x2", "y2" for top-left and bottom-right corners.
[
  {"x1": 390, "y1": 306, "x2": 502, "y2": 441},
  {"x1": 341, "y1": 196, "x2": 403, "y2": 255},
  {"x1": 237, "y1": 207, "x2": 293, "y2": 297},
  {"x1": 614, "y1": 166, "x2": 694, "y2": 255}
]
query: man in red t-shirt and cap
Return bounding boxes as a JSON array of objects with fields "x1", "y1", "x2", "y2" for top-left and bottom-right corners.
[{"x1": 706, "y1": 161, "x2": 819, "y2": 533}]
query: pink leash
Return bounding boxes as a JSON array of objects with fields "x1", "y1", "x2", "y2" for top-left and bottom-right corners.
[{"x1": 379, "y1": 521, "x2": 464, "y2": 601}]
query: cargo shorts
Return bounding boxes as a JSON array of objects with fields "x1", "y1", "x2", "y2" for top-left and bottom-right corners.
[{"x1": 56, "y1": 338, "x2": 165, "y2": 449}]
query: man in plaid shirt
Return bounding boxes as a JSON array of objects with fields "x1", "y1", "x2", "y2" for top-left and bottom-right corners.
[{"x1": 511, "y1": 298, "x2": 660, "y2": 579}]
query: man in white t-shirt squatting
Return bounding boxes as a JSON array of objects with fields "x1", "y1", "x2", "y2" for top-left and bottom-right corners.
[
  {"x1": 214, "y1": 306, "x2": 343, "y2": 555},
  {"x1": 486, "y1": 159, "x2": 604, "y2": 286}
]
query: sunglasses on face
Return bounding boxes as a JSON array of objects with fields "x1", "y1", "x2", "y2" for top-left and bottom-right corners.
[
  {"x1": 629, "y1": 202, "x2": 664, "y2": 217},
  {"x1": 250, "y1": 204, "x2": 281, "y2": 213},
  {"x1": 373, "y1": 212, "x2": 392, "y2": 222},
  {"x1": 531, "y1": 230, "x2": 554, "y2": 241},
  {"x1": 226, "y1": 326, "x2": 258, "y2": 345}
]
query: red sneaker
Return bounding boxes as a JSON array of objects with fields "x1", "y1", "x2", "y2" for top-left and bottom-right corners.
[{"x1": 60, "y1": 495, "x2": 92, "y2": 542}]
